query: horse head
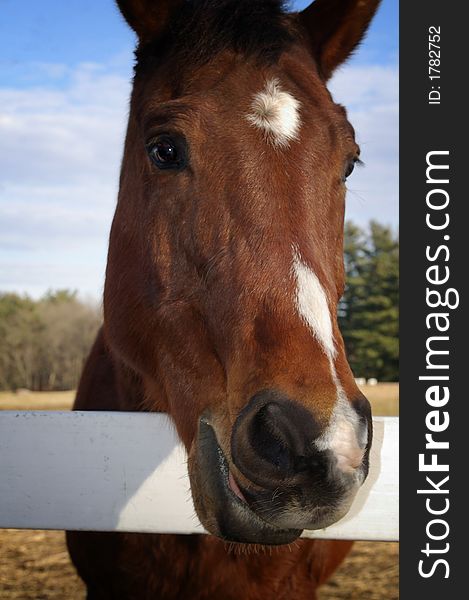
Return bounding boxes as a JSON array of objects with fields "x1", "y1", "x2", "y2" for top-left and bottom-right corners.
[{"x1": 104, "y1": 0, "x2": 380, "y2": 544}]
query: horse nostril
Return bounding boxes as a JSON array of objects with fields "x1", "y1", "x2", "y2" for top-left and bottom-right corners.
[
  {"x1": 353, "y1": 393, "x2": 372, "y2": 422},
  {"x1": 252, "y1": 402, "x2": 293, "y2": 472},
  {"x1": 231, "y1": 391, "x2": 323, "y2": 488},
  {"x1": 351, "y1": 393, "x2": 373, "y2": 449}
]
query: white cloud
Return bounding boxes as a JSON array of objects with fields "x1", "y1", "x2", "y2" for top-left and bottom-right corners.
[
  {"x1": 0, "y1": 62, "x2": 398, "y2": 299},
  {"x1": 0, "y1": 61, "x2": 132, "y2": 298},
  {"x1": 329, "y1": 64, "x2": 398, "y2": 227}
]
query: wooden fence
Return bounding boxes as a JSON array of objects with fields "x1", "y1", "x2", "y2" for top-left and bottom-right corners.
[{"x1": 0, "y1": 412, "x2": 398, "y2": 541}]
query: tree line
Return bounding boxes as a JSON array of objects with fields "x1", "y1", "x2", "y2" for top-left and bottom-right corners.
[
  {"x1": 339, "y1": 221, "x2": 399, "y2": 382},
  {"x1": 0, "y1": 221, "x2": 398, "y2": 391},
  {"x1": 0, "y1": 290, "x2": 101, "y2": 391}
]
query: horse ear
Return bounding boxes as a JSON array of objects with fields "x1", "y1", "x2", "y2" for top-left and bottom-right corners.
[
  {"x1": 298, "y1": 0, "x2": 381, "y2": 80},
  {"x1": 115, "y1": 0, "x2": 182, "y2": 42}
]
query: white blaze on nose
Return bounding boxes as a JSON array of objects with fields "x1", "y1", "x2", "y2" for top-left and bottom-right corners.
[
  {"x1": 292, "y1": 249, "x2": 336, "y2": 359},
  {"x1": 292, "y1": 248, "x2": 366, "y2": 475},
  {"x1": 247, "y1": 78, "x2": 301, "y2": 147}
]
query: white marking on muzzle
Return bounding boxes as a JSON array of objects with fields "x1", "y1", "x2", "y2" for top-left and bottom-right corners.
[
  {"x1": 247, "y1": 79, "x2": 301, "y2": 147},
  {"x1": 292, "y1": 248, "x2": 366, "y2": 475},
  {"x1": 315, "y1": 386, "x2": 366, "y2": 476}
]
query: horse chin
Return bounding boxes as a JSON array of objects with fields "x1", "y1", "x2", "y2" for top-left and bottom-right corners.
[{"x1": 188, "y1": 417, "x2": 302, "y2": 545}]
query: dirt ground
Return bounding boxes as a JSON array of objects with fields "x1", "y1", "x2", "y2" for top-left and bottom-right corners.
[
  {"x1": 0, "y1": 385, "x2": 399, "y2": 598},
  {"x1": 0, "y1": 529, "x2": 397, "y2": 599}
]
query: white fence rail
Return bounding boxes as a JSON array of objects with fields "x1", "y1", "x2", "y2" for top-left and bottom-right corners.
[{"x1": 0, "y1": 412, "x2": 398, "y2": 541}]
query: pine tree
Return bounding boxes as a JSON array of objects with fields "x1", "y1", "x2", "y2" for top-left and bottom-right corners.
[{"x1": 339, "y1": 221, "x2": 399, "y2": 381}]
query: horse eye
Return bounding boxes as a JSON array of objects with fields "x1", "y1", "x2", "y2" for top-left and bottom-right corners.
[
  {"x1": 147, "y1": 136, "x2": 186, "y2": 170},
  {"x1": 343, "y1": 158, "x2": 357, "y2": 182}
]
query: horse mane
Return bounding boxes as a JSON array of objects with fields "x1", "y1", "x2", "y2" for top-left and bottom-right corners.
[{"x1": 135, "y1": 0, "x2": 296, "y2": 72}]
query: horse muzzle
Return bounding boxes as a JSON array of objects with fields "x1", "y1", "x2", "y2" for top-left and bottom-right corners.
[{"x1": 189, "y1": 392, "x2": 371, "y2": 545}]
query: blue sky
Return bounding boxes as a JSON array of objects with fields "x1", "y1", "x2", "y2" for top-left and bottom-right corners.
[
  {"x1": 0, "y1": 0, "x2": 397, "y2": 79},
  {"x1": 0, "y1": 0, "x2": 398, "y2": 298}
]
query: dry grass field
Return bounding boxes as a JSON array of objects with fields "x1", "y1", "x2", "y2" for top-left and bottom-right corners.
[
  {"x1": 360, "y1": 383, "x2": 399, "y2": 416},
  {"x1": 0, "y1": 384, "x2": 398, "y2": 599},
  {"x1": 0, "y1": 390, "x2": 75, "y2": 411},
  {"x1": 0, "y1": 383, "x2": 399, "y2": 414}
]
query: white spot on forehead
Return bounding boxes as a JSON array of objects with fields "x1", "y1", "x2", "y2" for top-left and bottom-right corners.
[
  {"x1": 292, "y1": 248, "x2": 336, "y2": 359},
  {"x1": 247, "y1": 78, "x2": 301, "y2": 147}
]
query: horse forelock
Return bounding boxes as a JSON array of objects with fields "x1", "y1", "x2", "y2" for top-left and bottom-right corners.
[{"x1": 134, "y1": 0, "x2": 296, "y2": 73}]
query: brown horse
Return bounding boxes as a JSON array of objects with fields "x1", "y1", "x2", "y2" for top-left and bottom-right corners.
[{"x1": 67, "y1": 1, "x2": 381, "y2": 598}]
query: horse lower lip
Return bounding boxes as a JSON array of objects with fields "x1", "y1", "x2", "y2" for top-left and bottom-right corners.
[
  {"x1": 228, "y1": 471, "x2": 247, "y2": 502},
  {"x1": 196, "y1": 418, "x2": 302, "y2": 545}
]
